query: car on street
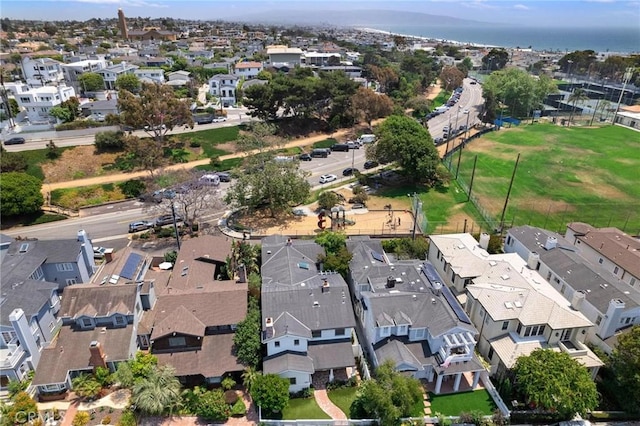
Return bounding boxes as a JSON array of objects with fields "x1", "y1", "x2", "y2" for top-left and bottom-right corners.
[
  {"x1": 346, "y1": 141, "x2": 359, "y2": 150},
  {"x1": 342, "y1": 167, "x2": 359, "y2": 176},
  {"x1": 319, "y1": 174, "x2": 337, "y2": 184},
  {"x1": 155, "y1": 214, "x2": 183, "y2": 227},
  {"x1": 4, "y1": 137, "x2": 26, "y2": 145},
  {"x1": 352, "y1": 203, "x2": 366, "y2": 209},
  {"x1": 144, "y1": 124, "x2": 167, "y2": 131},
  {"x1": 212, "y1": 117, "x2": 227, "y2": 123},
  {"x1": 93, "y1": 246, "x2": 107, "y2": 259},
  {"x1": 299, "y1": 153, "x2": 312, "y2": 161},
  {"x1": 128, "y1": 221, "x2": 154, "y2": 233},
  {"x1": 363, "y1": 160, "x2": 379, "y2": 169}
]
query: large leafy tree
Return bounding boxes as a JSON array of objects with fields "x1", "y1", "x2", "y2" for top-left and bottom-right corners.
[
  {"x1": 350, "y1": 87, "x2": 394, "y2": 129},
  {"x1": 122, "y1": 134, "x2": 166, "y2": 177},
  {"x1": 251, "y1": 373, "x2": 290, "y2": 414},
  {"x1": 243, "y1": 83, "x2": 279, "y2": 121},
  {"x1": 115, "y1": 73, "x2": 142, "y2": 93},
  {"x1": 77, "y1": 72, "x2": 105, "y2": 92},
  {"x1": 610, "y1": 325, "x2": 640, "y2": 413},
  {"x1": 71, "y1": 373, "x2": 102, "y2": 399},
  {"x1": 117, "y1": 82, "x2": 193, "y2": 142},
  {"x1": 368, "y1": 115, "x2": 440, "y2": 185},
  {"x1": 131, "y1": 365, "x2": 181, "y2": 416},
  {"x1": 482, "y1": 48, "x2": 510, "y2": 71},
  {"x1": 558, "y1": 50, "x2": 598, "y2": 74},
  {"x1": 350, "y1": 361, "x2": 423, "y2": 425},
  {"x1": 439, "y1": 66, "x2": 465, "y2": 91},
  {"x1": 1, "y1": 392, "x2": 38, "y2": 426},
  {"x1": 233, "y1": 298, "x2": 262, "y2": 369},
  {"x1": 482, "y1": 68, "x2": 557, "y2": 118},
  {"x1": 513, "y1": 349, "x2": 598, "y2": 418},
  {"x1": 0, "y1": 172, "x2": 43, "y2": 217}
]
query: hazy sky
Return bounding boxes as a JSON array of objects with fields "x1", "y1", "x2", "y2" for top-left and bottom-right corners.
[{"x1": 2, "y1": 0, "x2": 639, "y2": 27}]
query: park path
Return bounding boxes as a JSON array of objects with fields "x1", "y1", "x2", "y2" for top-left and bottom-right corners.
[{"x1": 41, "y1": 83, "x2": 443, "y2": 194}]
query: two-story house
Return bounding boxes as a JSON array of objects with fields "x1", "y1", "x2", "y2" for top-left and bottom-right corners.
[
  {"x1": 141, "y1": 236, "x2": 247, "y2": 387},
  {"x1": 98, "y1": 62, "x2": 139, "y2": 90},
  {"x1": 208, "y1": 74, "x2": 240, "y2": 107},
  {"x1": 266, "y1": 45, "x2": 303, "y2": 68},
  {"x1": 6, "y1": 82, "x2": 76, "y2": 123},
  {"x1": 347, "y1": 236, "x2": 484, "y2": 394},
  {"x1": 60, "y1": 58, "x2": 107, "y2": 94},
  {"x1": 505, "y1": 225, "x2": 640, "y2": 353},
  {"x1": 261, "y1": 236, "x2": 357, "y2": 393},
  {"x1": 428, "y1": 233, "x2": 603, "y2": 379},
  {"x1": 20, "y1": 57, "x2": 64, "y2": 87},
  {"x1": 133, "y1": 68, "x2": 165, "y2": 84},
  {"x1": 31, "y1": 282, "x2": 141, "y2": 400},
  {"x1": 233, "y1": 61, "x2": 263, "y2": 79}
]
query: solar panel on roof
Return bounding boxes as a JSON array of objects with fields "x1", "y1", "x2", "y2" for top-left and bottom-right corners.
[
  {"x1": 421, "y1": 262, "x2": 441, "y2": 284},
  {"x1": 440, "y1": 282, "x2": 472, "y2": 324},
  {"x1": 120, "y1": 253, "x2": 143, "y2": 280},
  {"x1": 371, "y1": 251, "x2": 385, "y2": 262}
]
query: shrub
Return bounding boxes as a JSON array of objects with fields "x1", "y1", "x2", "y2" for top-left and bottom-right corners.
[
  {"x1": 230, "y1": 398, "x2": 246, "y2": 416},
  {"x1": 117, "y1": 410, "x2": 136, "y2": 426},
  {"x1": 56, "y1": 119, "x2": 110, "y2": 131},
  {"x1": 72, "y1": 412, "x2": 90, "y2": 426},
  {"x1": 189, "y1": 141, "x2": 201, "y2": 148},
  {"x1": 102, "y1": 415, "x2": 112, "y2": 424},
  {"x1": 95, "y1": 131, "x2": 126, "y2": 152},
  {"x1": 118, "y1": 180, "x2": 146, "y2": 199},
  {"x1": 0, "y1": 151, "x2": 28, "y2": 173}
]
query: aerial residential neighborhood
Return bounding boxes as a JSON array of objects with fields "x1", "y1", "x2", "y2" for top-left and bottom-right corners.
[{"x1": 1, "y1": 2, "x2": 639, "y2": 426}]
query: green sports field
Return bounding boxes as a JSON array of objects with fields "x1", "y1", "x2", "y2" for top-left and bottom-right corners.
[{"x1": 453, "y1": 123, "x2": 640, "y2": 233}]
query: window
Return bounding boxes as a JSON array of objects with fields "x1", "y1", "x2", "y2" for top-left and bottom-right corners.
[
  {"x1": 595, "y1": 315, "x2": 602, "y2": 326},
  {"x1": 524, "y1": 325, "x2": 545, "y2": 337},
  {"x1": 169, "y1": 336, "x2": 186, "y2": 347},
  {"x1": 506, "y1": 236, "x2": 512, "y2": 246},
  {"x1": 487, "y1": 347, "x2": 494, "y2": 360},
  {"x1": 294, "y1": 339, "x2": 300, "y2": 346},
  {"x1": 335, "y1": 328, "x2": 345, "y2": 336},
  {"x1": 561, "y1": 284, "x2": 566, "y2": 294},
  {"x1": 311, "y1": 330, "x2": 321, "y2": 338},
  {"x1": 614, "y1": 266, "x2": 619, "y2": 274},
  {"x1": 289, "y1": 377, "x2": 297, "y2": 385},
  {"x1": 66, "y1": 278, "x2": 77, "y2": 285},
  {"x1": 516, "y1": 323, "x2": 522, "y2": 334},
  {"x1": 30, "y1": 267, "x2": 44, "y2": 281},
  {"x1": 502, "y1": 321, "x2": 509, "y2": 330},
  {"x1": 598, "y1": 258, "x2": 603, "y2": 264},
  {"x1": 2, "y1": 331, "x2": 16, "y2": 344},
  {"x1": 56, "y1": 263, "x2": 74, "y2": 272},
  {"x1": 82, "y1": 318, "x2": 93, "y2": 328},
  {"x1": 115, "y1": 316, "x2": 125, "y2": 325},
  {"x1": 561, "y1": 329, "x2": 571, "y2": 341},
  {"x1": 380, "y1": 326, "x2": 391, "y2": 337},
  {"x1": 631, "y1": 278, "x2": 637, "y2": 287},
  {"x1": 437, "y1": 250, "x2": 441, "y2": 261},
  {"x1": 464, "y1": 278, "x2": 473, "y2": 287},
  {"x1": 274, "y1": 341, "x2": 280, "y2": 347},
  {"x1": 554, "y1": 277, "x2": 560, "y2": 284},
  {"x1": 625, "y1": 317, "x2": 631, "y2": 324}
]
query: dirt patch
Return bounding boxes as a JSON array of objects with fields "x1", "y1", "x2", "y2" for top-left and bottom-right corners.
[
  {"x1": 571, "y1": 170, "x2": 629, "y2": 200},
  {"x1": 42, "y1": 146, "x2": 120, "y2": 184},
  {"x1": 512, "y1": 197, "x2": 576, "y2": 215}
]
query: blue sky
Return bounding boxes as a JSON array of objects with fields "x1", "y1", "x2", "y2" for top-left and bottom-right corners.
[{"x1": 2, "y1": 0, "x2": 639, "y2": 27}]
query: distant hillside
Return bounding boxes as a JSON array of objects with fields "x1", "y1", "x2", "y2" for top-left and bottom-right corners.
[{"x1": 224, "y1": 9, "x2": 488, "y2": 27}]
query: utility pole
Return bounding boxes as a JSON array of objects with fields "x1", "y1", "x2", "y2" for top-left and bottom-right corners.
[
  {"x1": 171, "y1": 203, "x2": 181, "y2": 250},
  {"x1": 499, "y1": 153, "x2": 520, "y2": 234},
  {"x1": 467, "y1": 155, "x2": 478, "y2": 202},
  {"x1": 612, "y1": 67, "x2": 633, "y2": 125}
]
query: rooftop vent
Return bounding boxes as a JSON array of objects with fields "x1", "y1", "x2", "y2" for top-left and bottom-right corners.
[
  {"x1": 19, "y1": 243, "x2": 29, "y2": 253},
  {"x1": 322, "y1": 279, "x2": 330, "y2": 293},
  {"x1": 313, "y1": 301, "x2": 319, "y2": 307},
  {"x1": 431, "y1": 298, "x2": 437, "y2": 304},
  {"x1": 265, "y1": 317, "x2": 273, "y2": 328},
  {"x1": 386, "y1": 276, "x2": 396, "y2": 288}
]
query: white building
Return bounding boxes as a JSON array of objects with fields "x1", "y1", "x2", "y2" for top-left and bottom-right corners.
[
  {"x1": 7, "y1": 83, "x2": 76, "y2": 123},
  {"x1": 60, "y1": 59, "x2": 107, "y2": 93},
  {"x1": 97, "y1": 62, "x2": 139, "y2": 90},
  {"x1": 233, "y1": 61, "x2": 263, "y2": 79},
  {"x1": 303, "y1": 51, "x2": 341, "y2": 66},
  {"x1": 20, "y1": 57, "x2": 65, "y2": 87},
  {"x1": 134, "y1": 68, "x2": 165, "y2": 84},
  {"x1": 208, "y1": 74, "x2": 239, "y2": 107}
]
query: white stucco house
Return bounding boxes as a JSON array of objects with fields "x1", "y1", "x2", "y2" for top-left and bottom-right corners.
[{"x1": 208, "y1": 74, "x2": 240, "y2": 107}]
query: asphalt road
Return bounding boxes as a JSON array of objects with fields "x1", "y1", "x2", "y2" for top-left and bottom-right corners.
[{"x1": 426, "y1": 77, "x2": 484, "y2": 141}]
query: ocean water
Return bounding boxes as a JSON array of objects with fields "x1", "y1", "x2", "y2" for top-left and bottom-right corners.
[{"x1": 369, "y1": 25, "x2": 639, "y2": 53}]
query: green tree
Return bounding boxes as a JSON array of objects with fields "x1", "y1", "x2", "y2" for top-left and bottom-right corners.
[
  {"x1": 381, "y1": 237, "x2": 430, "y2": 260},
  {"x1": 242, "y1": 366, "x2": 259, "y2": 392},
  {"x1": 369, "y1": 115, "x2": 440, "y2": 185},
  {"x1": 350, "y1": 86, "x2": 394, "y2": 129},
  {"x1": 440, "y1": 66, "x2": 465, "y2": 91},
  {"x1": 117, "y1": 82, "x2": 193, "y2": 142},
  {"x1": 226, "y1": 240, "x2": 261, "y2": 280},
  {"x1": 95, "y1": 130, "x2": 126, "y2": 152},
  {"x1": 317, "y1": 191, "x2": 340, "y2": 211},
  {"x1": 72, "y1": 373, "x2": 102, "y2": 400},
  {"x1": 243, "y1": 82, "x2": 279, "y2": 121},
  {"x1": 118, "y1": 179, "x2": 146, "y2": 199},
  {"x1": 251, "y1": 374, "x2": 290, "y2": 414},
  {"x1": 49, "y1": 105, "x2": 73, "y2": 123},
  {"x1": 116, "y1": 73, "x2": 142, "y2": 93},
  {"x1": 513, "y1": 349, "x2": 598, "y2": 418},
  {"x1": 132, "y1": 365, "x2": 182, "y2": 416},
  {"x1": 78, "y1": 72, "x2": 105, "y2": 92},
  {"x1": 0, "y1": 150, "x2": 28, "y2": 173},
  {"x1": 482, "y1": 48, "x2": 510, "y2": 71},
  {"x1": 315, "y1": 230, "x2": 347, "y2": 255},
  {"x1": 610, "y1": 325, "x2": 640, "y2": 413},
  {"x1": 0, "y1": 172, "x2": 44, "y2": 217},
  {"x1": 1, "y1": 392, "x2": 38, "y2": 426},
  {"x1": 482, "y1": 68, "x2": 557, "y2": 118},
  {"x1": 123, "y1": 135, "x2": 166, "y2": 178},
  {"x1": 233, "y1": 298, "x2": 262, "y2": 369},
  {"x1": 94, "y1": 366, "x2": 113, "y2": 387},
  {"x1": 567, "y1": 87, "x2": 589, "y2": 126},
  {"x1": 194, "y1": 389, "x2": 230, "y2": 420}
]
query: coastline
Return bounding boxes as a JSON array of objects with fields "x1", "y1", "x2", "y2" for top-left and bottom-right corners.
[{"x1": 355, "y1": 26, "x2": 498, "y2": 49}]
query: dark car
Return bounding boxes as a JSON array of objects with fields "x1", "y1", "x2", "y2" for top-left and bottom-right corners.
[
  {"x1": 331, "y1": 143, "x2": 350, "y2": 152},
  {"x1": 216, "y1": 172, "x2": 231, "y2": 182},
  {"x1": 299, "y1": 153, "x2": 312, "y2": 161},
  {"x1": 363, "y1": 160, "x2": 379, "y2": 169},
  {"x1": 342, "y1": 167, "x2": 359, "y2": 176},
  {"x1": 4, "y1": 137, "x2": 26, "y2": 145}
]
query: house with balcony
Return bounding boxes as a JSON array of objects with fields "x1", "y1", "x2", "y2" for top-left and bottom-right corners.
[
  {"x1": 208, "y1": 74, "x2": 239, "y2": 107},
  {"x1": 233, "y1": 61, "x2": 263, "y2": 79},
  {"x1": 31, "y1": 283, "x2": 141, "y2": 400},
  {"x1": 166, "y1": 70, "x2": 191, "y2": 87},
  {"x1": 7, "y1": 83, "x2": 76, "y2": 123},
  {"x1": 140, "y1": 236, "x2": 247, "y2": 387},
  {"x1": 504, "y1": 225, "x2": 640, "y2": 353},
  {"x1": 60, "y1": 58, "x2": 107, "y2": 94},
  {"x1": 346, "y1": 236, "x2": 484, "y2": 394},
  {"x1": 134, "y1": 67, "x2": 165, "y2": 84},
  {"x1": 303, "y1": 51, "x2": 341, "y2": 67},
  {"x1": 261, "y1": 236, "x2": 357, "y2": 393},
  {"x1": 20, "y1": 57, "x2": 64, "y2": 87},
  {"x1": 266, "y1": 45, "x2": 303, "y2": 69},
  {"x1": 97, "y1": 62, "x2": 139, "y2": 90},
  {"x1": 428, "y1": 233, "x2": 603, "y2": 379}
]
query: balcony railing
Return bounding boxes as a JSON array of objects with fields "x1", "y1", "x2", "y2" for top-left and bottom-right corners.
[
  {"x1": 558, "y1": 339, "x2": 588, "y2": 357},
  {"x1": 0, "y1": 345, "x2": 27, "y2": 368}
]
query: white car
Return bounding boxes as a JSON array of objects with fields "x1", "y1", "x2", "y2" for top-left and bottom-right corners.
[
  {"x1": 212, "y1": 117, "x2": 227, "y2": 123},
  {"x1": 319, "y1": 174, "x2": 337, "y2": 184}
]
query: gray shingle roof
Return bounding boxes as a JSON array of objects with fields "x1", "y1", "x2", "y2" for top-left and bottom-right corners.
[
  {"x1": 58, "y1": 284, "x2": 138, "y2": 319},
  {"x1": 0, "y1": 279, "x2": 58, "y2": 327},
  {"x1": 264, "y1": 352, "x2": 314, "y2": 374},
  {"x1": 307, "y1": 340, "x2": 355, "y2": 370},
  {"x1": 269, "y1": 312, "x2": 312, "y2": 340}
]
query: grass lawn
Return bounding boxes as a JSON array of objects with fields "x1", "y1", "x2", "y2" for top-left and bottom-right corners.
[
  {"x1": 432, "y1": 90, "x2": 452, "y2": 108},
  {"x1": 51, "y1": 183, "x2": 126, "y2": 209},
  {"x1": 5, "y1": 147, "x2": 73, "y2": 180},
  {"x1": 281, "y1": 397, "x2": 331, "y2": 420},
  {"x1": 429, "y1": 389, "x2": 496, "y2": 416},
  {"x1": 171, "y1": 126, "x2": 239, "y2": 158},
  {"x1": 195, "y1": 157, "x2": 244, "y2": 172},
  {"x1": 327, "y1": 387, "x2": 358, "y2": 417},
  {"x1": 455, "y1": 123, "x2": 640, "y2": 232},
  {"x1": 312, "y1": 138, "x2": 337, "y2": 149}
]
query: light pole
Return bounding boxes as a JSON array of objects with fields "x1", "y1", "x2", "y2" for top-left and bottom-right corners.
[
  {"x1": 567, "y1": 60, "x2": 573, "y2": 83},
  {"x1": 463, "y1": 109, "x2": 471, "y2": 141},
  {"x1": 612, "y1": 67, "x2": 633, "y2": 125},
  {"x1": 408, "y1": 193, "x2": 422, "y2": 240}
]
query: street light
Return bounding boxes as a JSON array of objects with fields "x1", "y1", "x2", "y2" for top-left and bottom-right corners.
[
  {"x1": 613, "y1": 67, "x2": 633, "y2": 125},
  {"x1": 407, "y1": 193, "x2": 422, "y2": 240},
  {"x1": 463, "y1": 109, "x2": 471, "y2": 141}
]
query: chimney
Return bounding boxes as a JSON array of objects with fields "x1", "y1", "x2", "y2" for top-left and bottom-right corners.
[
  {"x1": 104, "y1": 248, "x2": 114, "y2": 263},
  {"x1": 527, "y1": 252, "x2": 540, "y2": 270},
  {"x1": 544, "y1": 236, "x2": 558, "y2": 251},
  {"x1": 432, "y1": 281, "x2": 442, "y2": 296},
  {"x1": 479, "y1": 233, "x2": 490, "y2": 250},
  {"x1": 386, "y1": 276, "x2": 395, "y2": 288},
  {"x1": 571, "y1": 291, "x2": 585, "y2": 311},
  {"x1": 89, "y1": 341, "x2": 107, "y2": 370},
  {"x1": 321, "y1": 279, "x2": 330, "y2": 293}
]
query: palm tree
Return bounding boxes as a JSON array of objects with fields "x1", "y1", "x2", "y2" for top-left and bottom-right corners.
[
  {"x1": 132, "y1": 365, "x2": 182, "y2": 416},
  {"x1": 568, "y1": 88, "x2": 589, "y2": 126},
  {"x1": 71, "y1": 373, "x2": 102, "y2": 400},
  {"x1": 241, "y1": 366, "x2": 259, "y2": 392}
]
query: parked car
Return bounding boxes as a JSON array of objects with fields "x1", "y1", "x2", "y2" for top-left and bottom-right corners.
[
  {"x1": 363, "y1": 160, "x2": 379, "y2": 170},
  {"x1": 212, "y1": 117, "x2": 227, "y2": 123},
  {"x1": 200, "y1": 174, "x2": 220, "y2": 186},
  {"x1": 331, "y1": 143, "x2": 350, "y2": 152},
  {"x1": 155, "y1": 214, "x2": 183, "y2": 227},
  {"x1": 144, "y1": 124, "x2": 167, "y2": 131},
  {"x1": 4, "y1": 137, "x2": 25, "y2": 145},
  {"x1": 319, "y1": 174, "x2": 337, "y2": 184},
  {"x1": 342, "y1": 167, "x2": 359, "y2": 176},
  {"x1": 128, "y1": 221, "x2": 154, "y2": 232},
  {"x1": 216, "y1": 172, "x2": 231, "y2": 182},
  {"x1": 311, "y1": 148, "x2": 328, "y2": 158},
  {"x1": 352, "y1": 203, "x2": 366, "y2": 209},
  {"x1": 194, "y1": 115, "x2": 214, "y2": 124},
  {"x1": 299, "y1": 153, "x2": 312, "y2": 161},
  {"x1": 356, "y1": 134, "x2": 376, "y2": 144},
  {"x1": 93, "y1": 246, "x2": 107, "y2": 259},
  {"x1": 346, "y1": 141, "x2": 359, "y2": 150}
]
